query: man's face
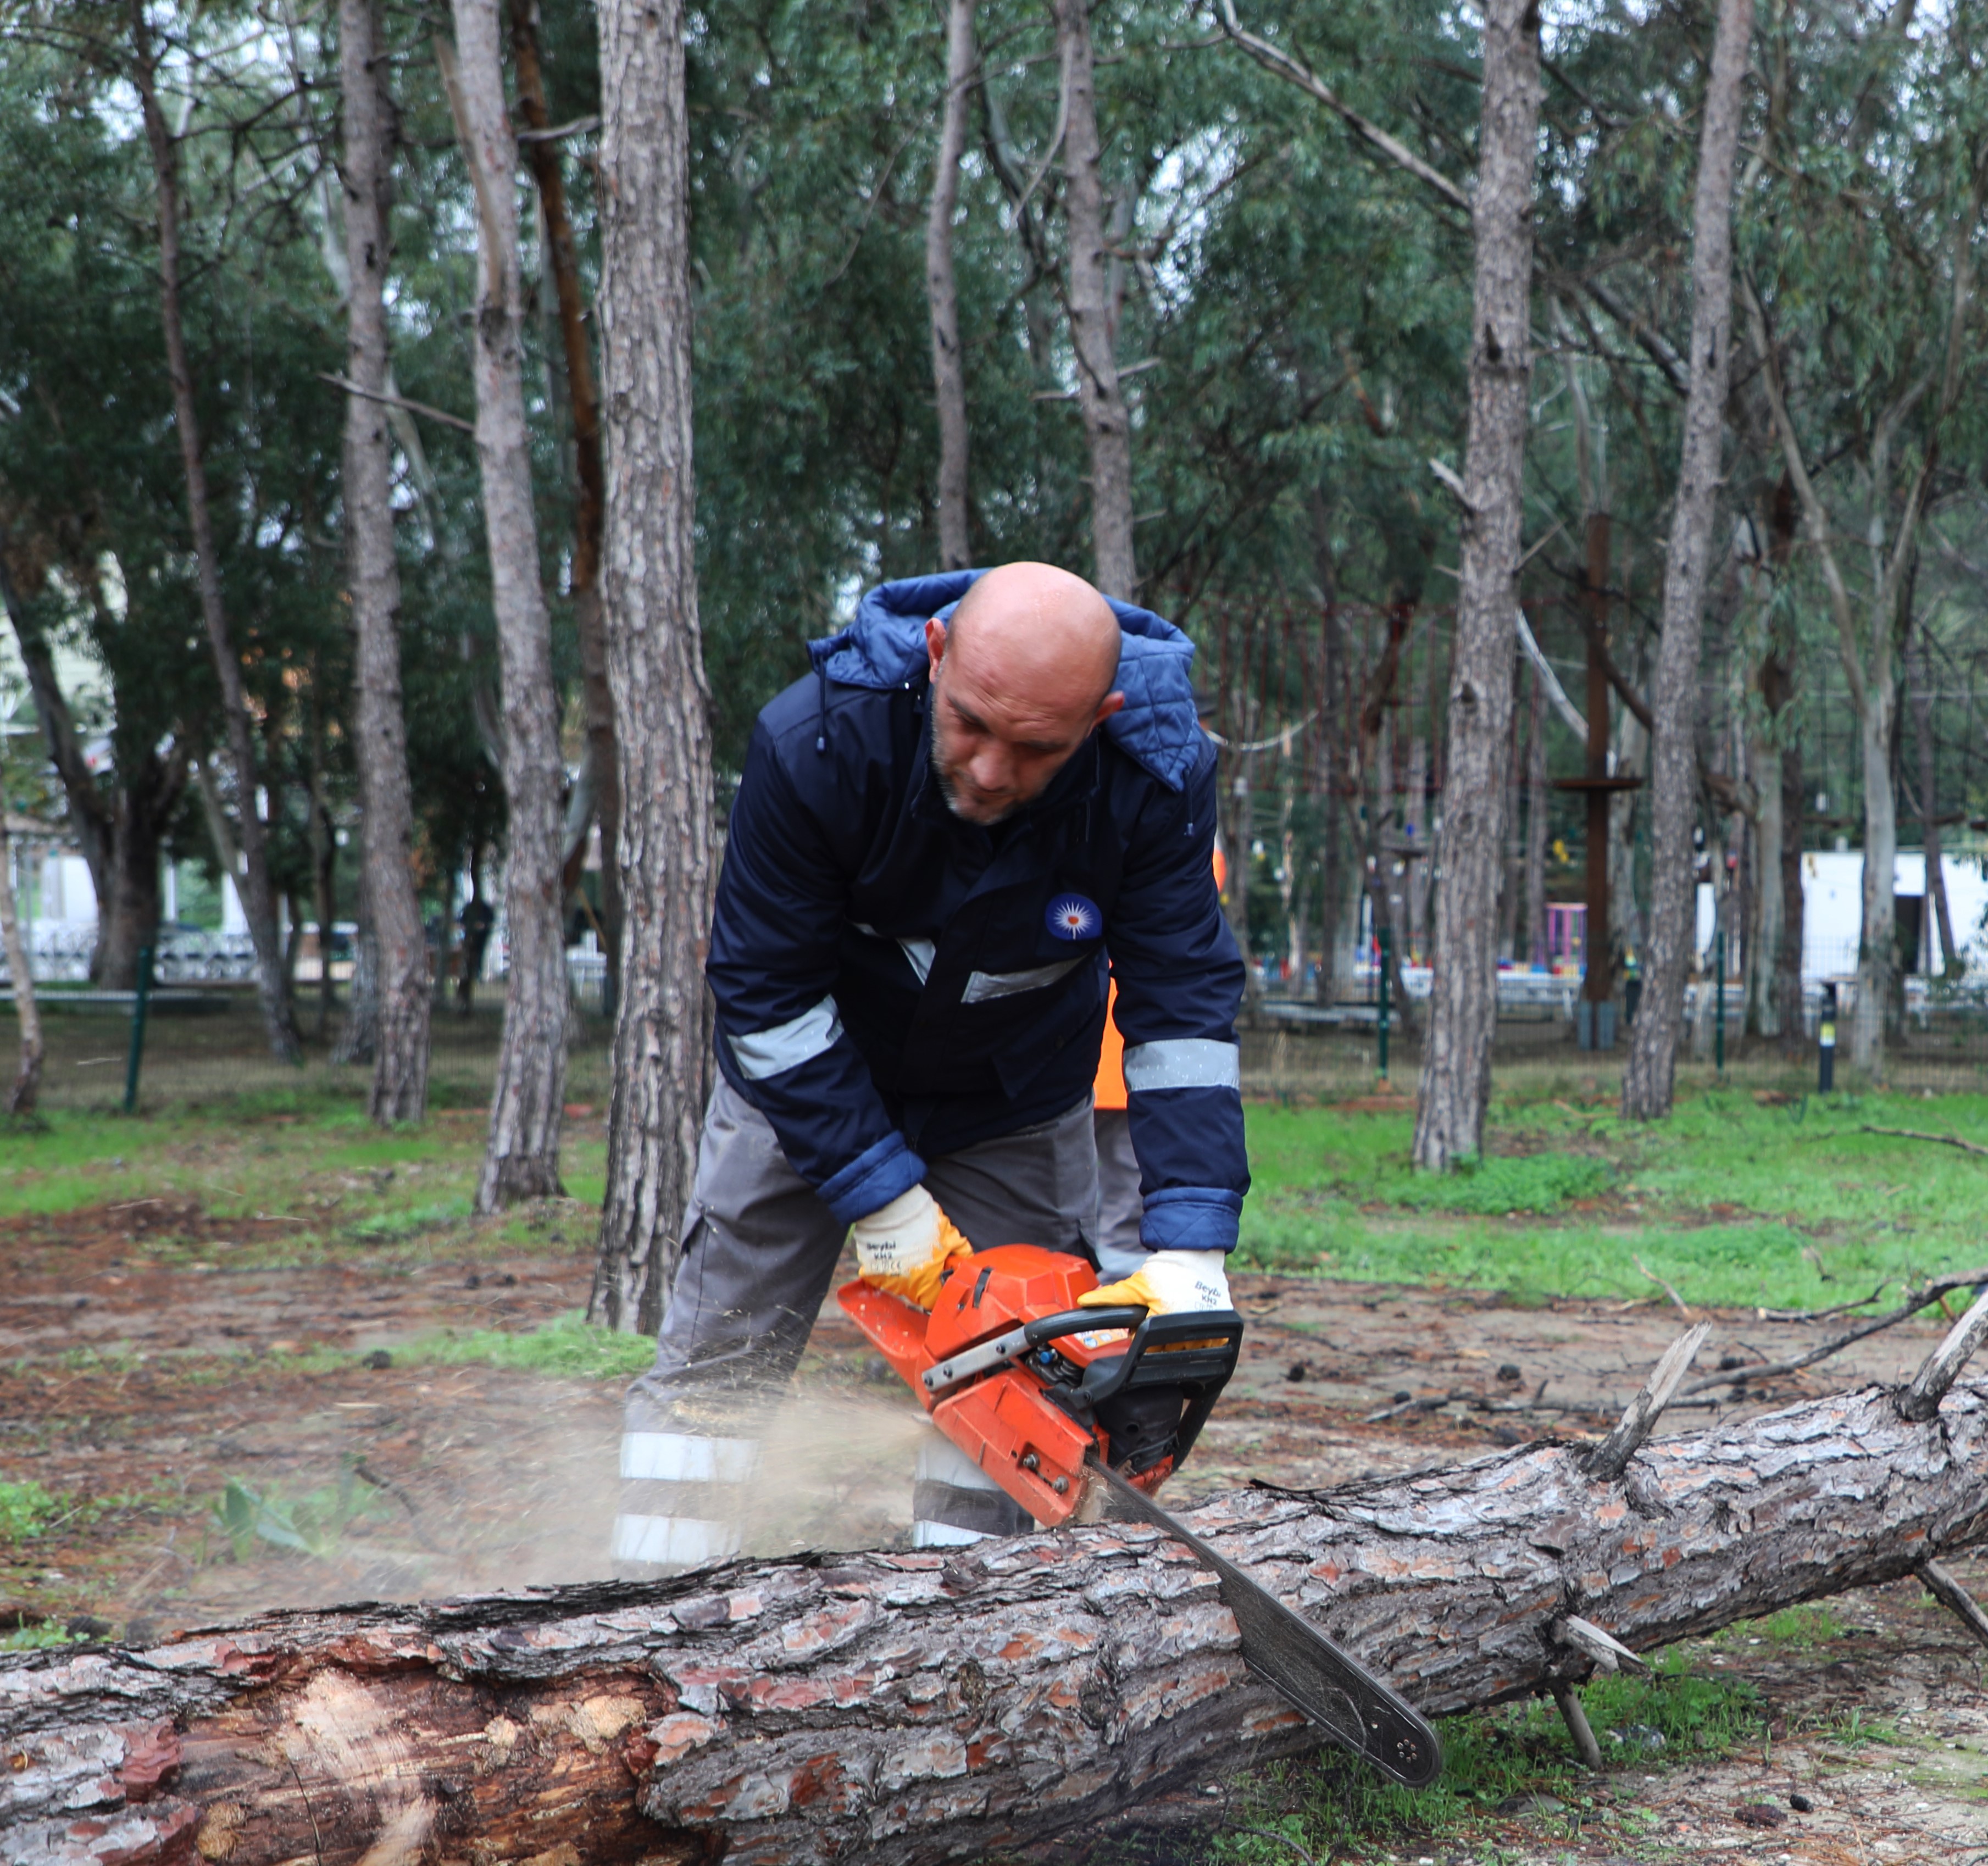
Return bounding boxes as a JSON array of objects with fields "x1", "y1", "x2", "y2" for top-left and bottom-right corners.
[{"x1": 925, "y1": 617, "x2": 1123, "y2": 825}]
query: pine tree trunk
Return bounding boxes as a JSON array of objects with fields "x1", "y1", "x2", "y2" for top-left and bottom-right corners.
[
  {"x1": 130, "y1": 15, "x2": 299, "y2": 1065},
  {"x1": 0, "y1": 532, "x2": 114, "y2": 978},
  {"x1": 340, "y1": 0, "x2": 432, "y2": 1126},
  {"x1": 442, "y1": 1, "x2": 571, "y2": 1206},
  {"x1": 1853, "y1": 693, "x2": 1900, "y2": 1073},
  {"x1": 511, "y1": 0, "x2": 621, "y2": 1017},
  {"x1": 1912, "y1": 644, "x2": 1956, "y2": 976},
  {"x1": 1411, "y1": 0, "x2": 1540, "y2": 1170},
  {"x1": 1524, "y1": 665, "x2": 1547, "y2": 968},
  {"x1": 1750, "y1": 740, "x2": 1783, "y2": 1035},
  {"x1": 587, "y1": 0, "x2": 718, "y2": 1334},
  {"x1": 928, "y1": 0, "x2": 977, "y2": 571},
  {"x1": 1497, "y1": 665, "x2": 1524, "y2": 964},
  {"x1": 1775, "y1": 734, "x2": 1807, "y2": 1053},
  {"x1": 95, "y1": 785, "x2": 177, "y2": 996},
  {"x1": 333, "y1": 870, "x2": 380, "y2": 1067},
  {"x1": 0, "y1": 816, "x2": 42, "y2": 1118},
  {"x1": 1618, "y1": 0, "x2": 1750, "y2": 1121},
  {"x1": 10, "y1": 1381, "x2": 1988, "y2": 1866},
  {"x1": 1053, "y1": 0, "x2": 1135, "y2": 599}
]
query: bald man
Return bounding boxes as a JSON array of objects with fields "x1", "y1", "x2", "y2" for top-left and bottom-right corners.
[{"x1": 614, "y1": 565, "x2": 1248, "y2": 1567}]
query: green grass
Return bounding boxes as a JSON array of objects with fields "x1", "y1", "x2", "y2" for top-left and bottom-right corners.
[
  {"x1": 1, "y1": 1624, "x2": 87, "y2": 1652},
  {"x1": 393, "y1": 1309, "x2": 657, "y2": 1380},
  {"x1": 1211, "y1": 1657, "x2": 1761, "y2": 1862},
  {"x1": 1237, "y1": 1091, "x2": 1988, "y2": 1310},
  {"x1": 1715, "y1": 1603, "x2": 1848, "y2": 1650},
  {"x1": 0, "y1": 1095, "x2": 605, "y2": 1267},
  {"x1": 0, "y1": 1479, "x2": 63, "y2": 1545}
]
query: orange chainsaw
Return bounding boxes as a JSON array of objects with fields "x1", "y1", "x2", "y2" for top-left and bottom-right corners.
[{"x1": 838, "y1": 1243, "x2": 1442, "y2": 1789}]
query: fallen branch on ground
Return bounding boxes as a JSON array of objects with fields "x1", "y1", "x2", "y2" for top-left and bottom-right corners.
[
  {"x1": 1861, "y1": 1124, "x2": 1988, "y2": 1160},
  {"x1": 1678, "y1": 1265, "x2": 1988, "y2": 1398},
  {"x1": 8, "y1": 1331, "x2": 1988, "y2": 1866}
]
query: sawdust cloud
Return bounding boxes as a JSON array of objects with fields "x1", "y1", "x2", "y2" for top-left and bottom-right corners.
[{"x1": 134, "y1": 1383, "x2": 936, "y2": 1627}]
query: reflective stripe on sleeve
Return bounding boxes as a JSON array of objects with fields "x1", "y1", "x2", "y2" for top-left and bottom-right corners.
[
  {"x1": 611, "y1": 1513, "x2": 743, "y2": 1567},
  {"x1": 1123, "y1": 1037, "x2": 1241, "y2": 1093},
  {"x1": 620, "y1": 1431, "x2": 761, "y2": 1485},
  {"x1": 727, "y1": 997, "x2": 842, "y2": 1080}
]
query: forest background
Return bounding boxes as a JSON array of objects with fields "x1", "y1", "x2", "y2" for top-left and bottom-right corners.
[{"x1": 0, "y1": 0, "x2": 1985, "y2": 1315}]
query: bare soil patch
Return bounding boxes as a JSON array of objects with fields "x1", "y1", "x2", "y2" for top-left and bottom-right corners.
[{"x1": 2, "y1": 1199, "x2": 1982, "y2": 1862}]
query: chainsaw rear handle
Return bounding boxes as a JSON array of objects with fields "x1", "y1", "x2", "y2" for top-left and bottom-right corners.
[{"x1": 923, "y1": 1304, "x2": 1244, "y2": 1401}]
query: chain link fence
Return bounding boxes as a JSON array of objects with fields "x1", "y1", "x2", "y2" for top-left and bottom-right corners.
[
  {"x1": 0, "y1": 981, "x2": 616, "y2": 1114},
  {"x1": 5, "y1": 962, "x2": 1985, "y2": 1118}
]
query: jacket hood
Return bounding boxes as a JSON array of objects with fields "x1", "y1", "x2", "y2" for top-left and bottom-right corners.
[{"x1": 808, "y1": 570, "x2": 1204, "y2": 791}]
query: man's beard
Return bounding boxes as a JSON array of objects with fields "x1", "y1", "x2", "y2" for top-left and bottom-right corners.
[{"x1": 930, "y1": 734, "x2": 1021, "y2": 826}]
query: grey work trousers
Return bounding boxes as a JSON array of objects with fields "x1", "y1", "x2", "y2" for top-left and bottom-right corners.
[
  {"x1": 1091, "y1": 1106, "x2": 1147, "y2": 1281},
  {"x1": 614, "y1": 1080, "x2": 1103, "y2": 1567}
]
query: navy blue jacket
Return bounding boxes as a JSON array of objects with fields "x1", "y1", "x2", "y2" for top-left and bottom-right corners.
[{"x1": 707, "y1": 570, "x2": 1250, "y2": 1254}]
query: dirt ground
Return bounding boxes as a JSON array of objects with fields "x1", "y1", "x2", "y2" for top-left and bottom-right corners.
[{"x1": 2, "y1": 1196, "x2": 1985, "y2": 1864}]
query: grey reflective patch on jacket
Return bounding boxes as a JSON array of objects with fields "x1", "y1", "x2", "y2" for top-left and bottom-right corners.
[
  {"x1": 852, "y1": 923, "x2": 936, "y2": 986},
  {"x1": 960, "y1": 956, "x2": 1084, "y2": 1004},
  {"x1": 1124, "y1": 1037, "x2": 1241, "y2": 1092},
  {"x1": 728, "y1": 997, "x2": 842, "y2": 1080}
]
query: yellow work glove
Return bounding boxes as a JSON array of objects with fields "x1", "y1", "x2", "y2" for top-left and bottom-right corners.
[
  {"x1": 1078, "y1": 1248, "x2": 1232, "y2": 1318},
  {"x1": 852, "y1": 1186, "x2": 975, "y2": 1309}
]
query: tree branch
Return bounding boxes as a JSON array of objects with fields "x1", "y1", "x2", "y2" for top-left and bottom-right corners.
[
  {"x1": 317, "y1": 371, "x2": 476, "y2": 434},
  {"x1": 1740, "y1": 271, "x2": 1866, "y2": 719},
  {"x1": 1216, "y1": 0, "x2": 1469, "y2": 211}
]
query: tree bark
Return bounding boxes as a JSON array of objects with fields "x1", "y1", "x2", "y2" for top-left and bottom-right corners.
[
  {"x1": 1411, "y1": 0, "x2": 1540, "y2": 1170},
  {"x1": 1911, "y1": 641, "x2": 1957, "y2": 976},
  {"x1": 1618, "y1": 0, "x2": 1749, "y2": 1122},
  {"x1": 587, "y1": 0, "x2": 718, "y2": 1334},
  {"x1": 1053, "y1": 0, "x2": 1136, "y2": 599},
  {"x1": 1524, "y1": 663, "x2": 1547, "y2": 968},
  {"x1": 95, "y1": 774, "x2": 185, "y2": 997},
  {"x1": 9, "y1": 1380, "x2": 1988, "y2": 1866},
  {"x1": 333, "y1": 867, "x2": 381, "y2": 1068},
  {"x1": 440, "y1": 5, "x2": 571, "y2": 1207},
  {"x1": 129, "y1": 6, "x2": 301, "y2": 1065},
  {"x1": 511, "y1": 0, "x2": 622, "y2": 1019},
  {"x1": 927, "y1": 0, "x2": 978, "y2": 572},
  {"x1": 1497, "y1": 663, "x2": 1524, "y2": 964},
  {"x1": 1749, "y1": 600, "x2": 1796, "y2": 1037},
  {"x1": 0, "y1": 815, "x2": 42, "y2": 1118},
  {"x1": 1775, "y1": 724, "x2": 1807, "y2": 1054},
  {"x1": 340, "y1": 0, "x2": 432, "y2": 1126},
  {"x1": 0, "y1": 530, "x2": 114, "y2": 979}
]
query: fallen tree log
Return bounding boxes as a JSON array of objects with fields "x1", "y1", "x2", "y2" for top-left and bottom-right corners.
[{"x1": 5, "y1": 1380, "x2": 1987, "y2": 1866}]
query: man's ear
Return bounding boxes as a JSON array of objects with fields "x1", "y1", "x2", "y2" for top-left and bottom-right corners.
[
  {"x1": 1092, "y1": 690, "x2": 1126, "y2": 728},
  {"x1": 925, "y1": 617, "x2": 948, "y2": 680}
]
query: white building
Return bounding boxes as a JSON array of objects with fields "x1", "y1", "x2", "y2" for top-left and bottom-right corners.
[{"x1": 1697, "y1": 848, "x2": 1988, "y2": 979}]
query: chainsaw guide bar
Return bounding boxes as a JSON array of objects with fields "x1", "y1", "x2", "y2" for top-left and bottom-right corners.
[
  {"x1": 837, "y1": 1245, "x2": 1441, "y2": 1788},
  {"x1": 1085, "y1": 1454, "x2": 1442, "y2": 1788}
]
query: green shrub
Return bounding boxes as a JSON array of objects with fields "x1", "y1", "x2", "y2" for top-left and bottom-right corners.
[
  {"x1": 1388, "y1": 1152, "x2": 1612, "y2": 1215},
  {"x1": 0, "y1": 1479, "x2": 62, "y2": 1545}
]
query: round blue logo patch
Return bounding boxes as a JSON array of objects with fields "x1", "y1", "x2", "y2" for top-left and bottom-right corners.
[{"x1": 1045, "y1": 894, "x2": 1102, "y2": 942}]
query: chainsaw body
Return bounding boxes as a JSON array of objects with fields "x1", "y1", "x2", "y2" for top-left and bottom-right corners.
[
  {"x1": 837, "y1": 1244, "x2": 1445, "y2": 1791},
  {"x1": 837, "y1": 1243, "x2": 1243, "y2": 1526}
]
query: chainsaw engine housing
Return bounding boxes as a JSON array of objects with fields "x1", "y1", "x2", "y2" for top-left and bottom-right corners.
[{"x1": 838, "y1": 1243, "x2": 1243, "y2": 1527}]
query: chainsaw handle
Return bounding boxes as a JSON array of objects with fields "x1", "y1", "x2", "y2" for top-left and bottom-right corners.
[
  {"x1": 1078, "y1": 1307, "x2": 1246, "y2": 1405},
  {"x1": 1021, "y1": 1305, "x2": 1147, "y2": 1346}
]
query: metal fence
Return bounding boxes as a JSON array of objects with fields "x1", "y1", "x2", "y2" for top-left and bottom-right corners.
[
  {"x1": 0, "y1": 985, "x2": 617, "y2": 1114},
  {"x1": 4, "y1": 965, "x2": 1985, "y2": 1118}
]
